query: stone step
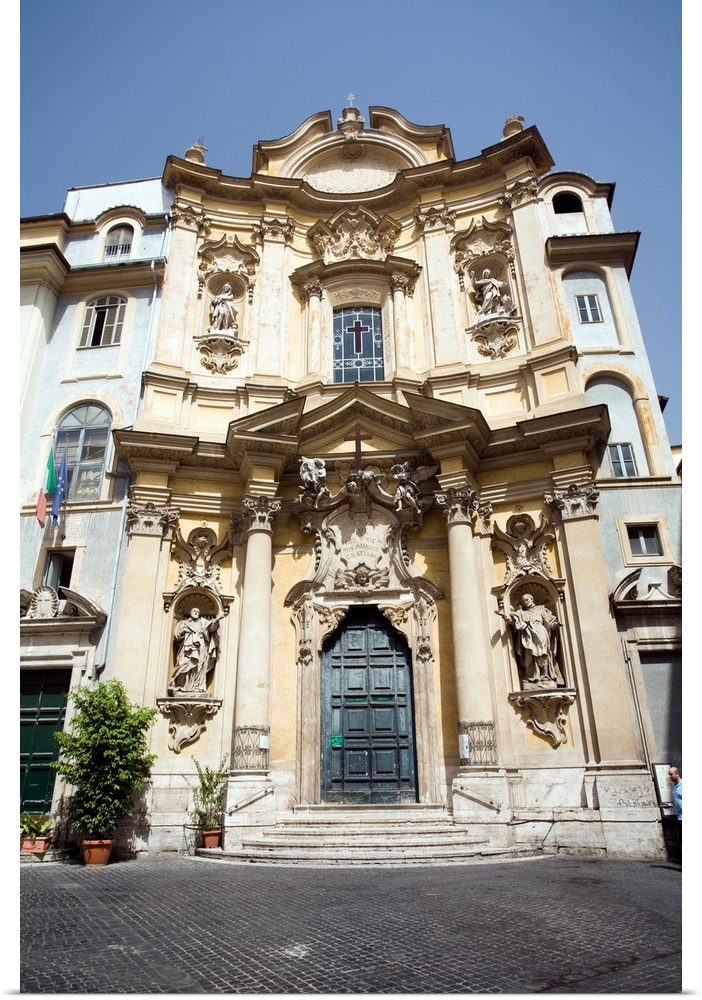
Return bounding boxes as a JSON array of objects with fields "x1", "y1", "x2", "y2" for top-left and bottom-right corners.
[
  {"x1": 204, "y1": 843, "x2": 542, "y2": 866},
  {"x1": 242, "y1": 833, "x2": 486, "y2": 850}
]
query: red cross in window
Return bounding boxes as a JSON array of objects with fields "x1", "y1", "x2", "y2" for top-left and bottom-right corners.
[{"x1": 346, "y1": 318, "x2": 370, "y2": 354}]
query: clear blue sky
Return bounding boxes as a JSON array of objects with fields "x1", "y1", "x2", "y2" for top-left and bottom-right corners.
[{"x1": 20, "y1": 0, "x2": 682, "y2": 445}]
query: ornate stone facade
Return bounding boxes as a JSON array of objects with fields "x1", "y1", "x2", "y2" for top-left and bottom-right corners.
[{"x1": 21, "y1": 104, "x2": 680, "y2": 862}]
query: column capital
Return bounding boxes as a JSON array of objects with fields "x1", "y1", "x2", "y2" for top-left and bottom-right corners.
[
  {"x1": 126, "y1": 501, "x2": 180, "y2": 538},
  {"x1": 544, "y1": 482, "x2": 599, "y2": 521},
  {"x1": 241, "y1": 495, "x2": 281, "y2": 534}
]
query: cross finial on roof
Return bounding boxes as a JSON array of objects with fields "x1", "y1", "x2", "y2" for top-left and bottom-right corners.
[{"x1": 345, "y1": 92, "x2": 357, "y2": 107}]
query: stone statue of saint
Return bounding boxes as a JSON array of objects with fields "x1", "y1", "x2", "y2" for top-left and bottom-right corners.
[
  {"x1": 209, "y1": 283, "x2": 238, "y2": 331},
  {"x1": 170, "y1": 607, "x2": 223, "y2": 694},
  {"x1": 474, "y1": 269, "x2": 506, "y2": 316},
  {"x1": 501, "y1": 594, "x2": 565, "y2": 688}
]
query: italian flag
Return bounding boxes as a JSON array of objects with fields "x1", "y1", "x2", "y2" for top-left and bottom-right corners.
[{"x1": 35, "y1": 447, "x2": 57, "y2": 528}]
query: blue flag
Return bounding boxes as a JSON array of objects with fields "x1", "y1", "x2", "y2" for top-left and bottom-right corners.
[{"x1": 51, "y1": 451, "x2": 68, "y2": 524}]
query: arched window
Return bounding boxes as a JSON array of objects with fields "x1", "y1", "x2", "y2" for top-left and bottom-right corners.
[
  {"x1": 332, "y1": 307, "x2": 384, "y2": 383},
  {"x1": 585, "y1": 376, "x2": 648, "y2": 478},
  {"x1": 54, "y1": 404, "x2": 111, "y2": 500},
  {"x1": 80, "y1": 296, "x2": 126, "y2": 348},
  {"x1": 104, "y1": 225, "x2": 133, "y2": 261},
  {"x1": 553, "y1": 192, "x2": 583, "y2": 214}
]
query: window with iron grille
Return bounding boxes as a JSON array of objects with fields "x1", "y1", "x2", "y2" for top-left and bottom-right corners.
[
  {"x1": 608, "y1": 443, "x2": 638, "y2": 478},
  {"x1": 54, "y1": 404, "x2": 111, "y2": 500},
  {"x1": 104, "y1": 225, "x2": 133, "y2": 261},
  {"x1": 332, "y1": 307, "x2": 384, "y2": 383},
  {"x1": 575, "y1": 293, "x2": 602, "y2": 323},
  {"x1": 79, "y1": 296, "x2": 126, "y2": 348}
]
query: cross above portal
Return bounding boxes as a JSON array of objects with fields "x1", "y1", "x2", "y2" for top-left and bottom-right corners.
[{"x1": 344, "y1": 423, "x2": 372, "y2": 472}]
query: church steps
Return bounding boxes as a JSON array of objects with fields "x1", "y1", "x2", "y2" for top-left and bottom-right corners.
[{"x1": 201, "y1": 843, "x2": 542, "y2": 866}]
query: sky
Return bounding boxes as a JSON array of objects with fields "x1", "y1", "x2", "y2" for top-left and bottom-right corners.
[{"x1": 19, "y1": 0, "x2": 683, "y2": 445}]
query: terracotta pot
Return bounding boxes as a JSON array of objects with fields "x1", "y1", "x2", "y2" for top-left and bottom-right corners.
[
  {"x1": 82, "y1": 839, "x2": 114, "y2": 866},
  {"x1": 20, "y1": 836, "x2": 51, "y2": 855},
  {"x1": 201, "y1": 829, "x2": 222, "y2": 849}
]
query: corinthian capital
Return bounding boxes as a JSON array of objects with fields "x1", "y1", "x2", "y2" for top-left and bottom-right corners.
[
  {"x1": 126, "y1": 502, "x2": 180, "y2": 537},
  {"x1": 544, "y1": 482, "x2": 599, "y2": 521},
  {"x1": 241, "y1": 495, "x2": 282, "y2": 533},
  {"x1": 436, "y1": 488, "x2": 480, "y2": 525}
]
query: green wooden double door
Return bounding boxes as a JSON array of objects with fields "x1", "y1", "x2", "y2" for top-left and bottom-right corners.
[
  {"x1": 321, "y1": 607, "x2": 418, "y2": 804},
  {"x1": 20, "y1": 670, "x2": 71, "y2": 813}
]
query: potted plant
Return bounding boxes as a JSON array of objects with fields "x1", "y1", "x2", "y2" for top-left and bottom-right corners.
[
  {"x1": 191, "y1": 756, "x2": 229, "y2": 848},
  {"x1": 52, "y1": 680, "x2": 157, "y2": 865},
  {"x1": 20, "y1": 814, "x2": 52, "y2": 854}
]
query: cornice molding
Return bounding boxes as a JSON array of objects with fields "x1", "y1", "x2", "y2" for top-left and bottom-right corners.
[{"x1": 546, "y1": 232, "x2": 640, "y2": 277}]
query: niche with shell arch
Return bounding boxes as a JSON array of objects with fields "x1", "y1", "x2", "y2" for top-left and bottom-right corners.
[{"x1": 157, "y1": 589, "x2": 224, "y2": 754}]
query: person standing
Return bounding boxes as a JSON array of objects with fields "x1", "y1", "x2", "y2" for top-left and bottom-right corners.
[{"x1": 668, "y1": 766, "x2": 682, "y2": 821}]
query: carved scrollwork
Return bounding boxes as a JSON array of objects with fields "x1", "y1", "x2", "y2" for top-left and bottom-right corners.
[
  {"x1": 195, "y1": 332, "x2": 249, "y2": 373},
  {"x1": 508, "y1": 690, "x2": 576, "y2": 748},
  {"x1": 492, "y1": 513, "x2": 556, "y2": 586},
  {"x1": 197, "y1": 236, "x2": 259, "y2": 302},
  {"x1": 308, "y1": 206, "x2": 401, "y2": 264},
  {"x1": 157, "y1": 696, "x2": 222, "y2": 754},
  {"x1": 470, "y1": 321, "x2": 518, "y2": 359}
]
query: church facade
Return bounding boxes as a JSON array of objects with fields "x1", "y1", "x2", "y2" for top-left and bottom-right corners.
[{"x1": 20, "y1": 106, "x2": 681, "y2": 860}]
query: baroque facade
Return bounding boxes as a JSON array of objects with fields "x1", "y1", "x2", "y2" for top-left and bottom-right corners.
[{"x1": 20, "y1": 107, "x2": 681, "y2": 860}]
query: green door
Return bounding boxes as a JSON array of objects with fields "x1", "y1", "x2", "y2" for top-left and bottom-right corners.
[
  {"x1": 20, "y1": 670, "x2": 71, "y2": 813},
  {"x1": 321, "y1": 607, "x2": 418, "y2": 804}
]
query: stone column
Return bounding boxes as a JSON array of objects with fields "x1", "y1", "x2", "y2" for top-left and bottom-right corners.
[
  {"x1": 232, "y1": 495, "x2": 281, "y2": 771},
  {"x1": 303, "y1": 278, "x2": 323, "y2": 377},
  {"x1": 436, "y1": 487, "x2": 496, "y2": 767},
  {"x1": 391, "y1": 274, "x2": 411, "y2": 371}
]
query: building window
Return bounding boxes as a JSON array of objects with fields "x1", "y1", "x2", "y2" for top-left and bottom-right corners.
[
  {"x1": 79, "y1": 296, "x2": 126, "y2": 348},
  {"x1": 44, "y1": 550, "x2": 75, "y2": 592},
  {"x1": 575, "y1": 293, "x2": 601, "y2": 324},
  {"x1": 332, "y1": 307, "x2": 384, "y2": 383},
  {"x1": 608, "y1": 443, "x2": 638, "y2": 478},
  {"x1": 627, "y1": 525, "x2": 663, "y2": 557},
  {"x1": 104, "y1": 225, "x2": 133, "y2": 262},
  {"x1": 553, "y1": 192, "x2": 583, "y2": 214},
  {"x1": 54, "y1": 404, "x2": 111, "y2": 500}
]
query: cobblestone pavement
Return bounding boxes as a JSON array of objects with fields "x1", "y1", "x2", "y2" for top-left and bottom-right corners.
[{"x1": 20, "y1": 855, "x2": 683, "y2": 994}]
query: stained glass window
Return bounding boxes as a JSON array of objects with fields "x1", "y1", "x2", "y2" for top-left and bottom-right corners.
[{"x1": 332, "y1": 307, "x2": 384, "y2": 383}]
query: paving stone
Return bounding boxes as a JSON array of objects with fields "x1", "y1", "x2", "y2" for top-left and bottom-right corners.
[{"x1": 19, "y1": 855, "x2": 683, "y2": 993}]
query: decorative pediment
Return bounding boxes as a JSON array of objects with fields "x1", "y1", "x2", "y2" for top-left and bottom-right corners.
[
  {"x1": 451, "y1": 217, "x2": 515, "y2": 285},
  {"x1": 308, "y1": 207, "x2": 402, "y2": 264},
  {"x1": 197, "y1": 235, "x2": 259, "y2": 300},
  {"x1": 20, "y1": 586, "x2": 107, "y2": 645}
]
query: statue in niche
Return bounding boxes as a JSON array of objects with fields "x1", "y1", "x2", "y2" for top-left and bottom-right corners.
[
  {"x1": 170, "y1": 607, "x2": 224, "y2": 694},
  {"x1": 500, "y1": 594, "x2": 565, "y2": 689},
  {"x1": 472, "y1": 268, "x2": 516, "y2": 319},
  {"x1": 209, "y1": 283, "x2": 239, "y2": 331}
]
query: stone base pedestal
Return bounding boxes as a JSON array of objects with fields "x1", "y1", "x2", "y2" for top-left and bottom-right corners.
[{"x1": 223, "y1": 772, "x2": 277, "y2": 849}]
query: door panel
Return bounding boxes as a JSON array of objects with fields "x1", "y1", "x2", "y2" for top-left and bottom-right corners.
[
  {"x1": 321, "y1": 607, "x2": 418, "y2": 804},
  {"x1": 20, "y1": 670, "x2": 71, "y2": 813}
]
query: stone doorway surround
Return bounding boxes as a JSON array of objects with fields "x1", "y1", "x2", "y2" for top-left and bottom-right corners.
[{"x1": 286, "y1": 460, "x2": 444, "y2": 807}]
